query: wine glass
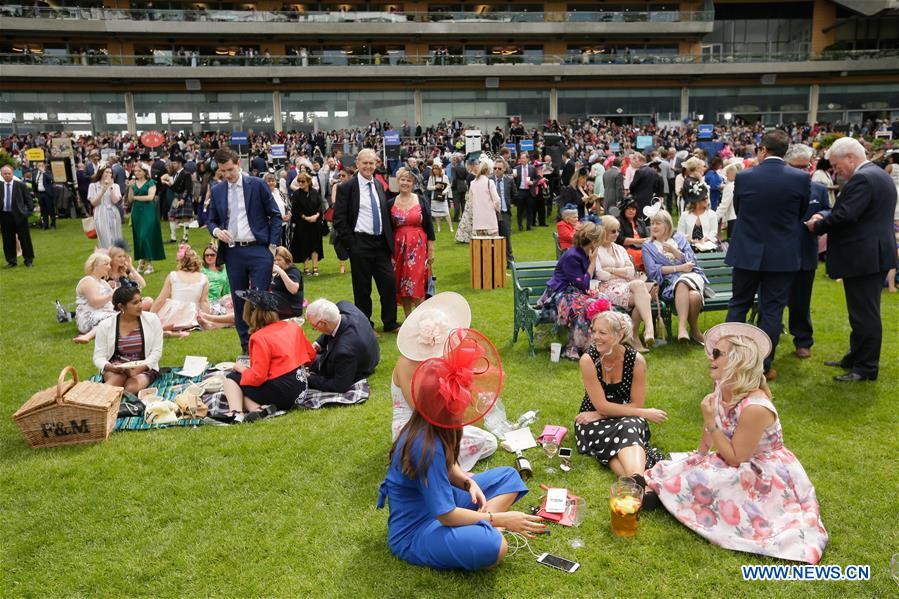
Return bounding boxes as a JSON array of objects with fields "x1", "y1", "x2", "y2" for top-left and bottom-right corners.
[
  {"x1": 543, "y1": 439, "x2": 558, "y2": 474},
  {"x1": 568, "y1": 497, "x2": 587, "y2": 549}
]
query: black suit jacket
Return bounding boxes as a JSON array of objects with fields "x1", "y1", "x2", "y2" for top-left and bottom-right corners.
[
  {"x1": 561, "y1": 160, "x2": 575, "y2": 187},
  {"x1": 171, "y1": 169, "x2": 192, "y2": 202},
  {"x1": 451, "y1": 164, "x2": 469, "y2": 196},
  {"x1": 489, "y1": 174, "x2": 514, "y2": 213},
  {"x1": 333, "y1": 174, "x2": 394, "y2": 253},
  {"x1": 31, "y1": 170, "x2": 53, "y2": 196},
  {"x1": 308, "y1": 301, "x2": 381, "y2": 393},
  {"x1": 812, "y1": 161, "x2": 897, "y2": 279},
  {"x1": 2, "y1": 179, "x2": 34, "y2": 222},
  {"x1": 629, "y1": 166, "x2": 663, "y2": 212}
]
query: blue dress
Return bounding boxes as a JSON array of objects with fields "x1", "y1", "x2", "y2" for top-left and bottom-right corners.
[{"x1": 378, "y1": 430, "x2": 529, "y2": 571}]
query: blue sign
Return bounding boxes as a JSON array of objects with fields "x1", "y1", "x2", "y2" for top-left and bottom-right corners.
[
  {"x1": 504, "y1": 143, "x2": 518, "y2": 155},
  {"x1": 519, "y1": 139, "x2": 534, "y2": 152},
  {"x1": 271, "y1": 144, "x2": 285, "y2": 158},
  {"x1": 231, "y1": 131, "x2": 248, "y2": 145},
  {"x1": 636, "y1": 135, "x2": 653, "y2": 150},
  {"x1": 609, "y1": 142, "x2": 621, "y2": 152},
  {"x1": 698, "y1": 124, "x2": 714, "y2": 139},
  {"x1": 384, "y1": 130, "x2": 401, "y2": 146}
]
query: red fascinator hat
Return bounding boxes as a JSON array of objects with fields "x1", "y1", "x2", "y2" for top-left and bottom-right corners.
[{"x1": 410, "y1": 328, "x2": 504, "y2": 429}]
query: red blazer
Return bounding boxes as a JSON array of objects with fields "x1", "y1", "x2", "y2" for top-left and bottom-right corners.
[
  {"x1": 241, "y1": 320, "x2": 316, "y2": 387},
  {"x1": 557, "y1": 220, "x2": 576, "y2": 250}
]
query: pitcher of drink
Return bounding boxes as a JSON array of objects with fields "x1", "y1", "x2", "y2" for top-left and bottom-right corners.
[{"x1": 609, "y1": 477, "x2": 643, "y2": 537}]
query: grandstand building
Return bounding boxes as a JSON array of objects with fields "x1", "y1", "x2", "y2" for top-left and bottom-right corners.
[{"x1": 1, "y1": 0, "x2": 897, "y2": 133}]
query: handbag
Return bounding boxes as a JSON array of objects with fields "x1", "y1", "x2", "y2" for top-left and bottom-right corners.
[
  {"x1": 320, "y1": 219, "x2": 330, "y2": 237},
  {"x1": 426, "y1": 275, "x2": 436, "y2": 298},
  {"x1": 537, "y1": 425, "x2": 568, "y2": 447},
  {"x1": 323, "y1": 207, "x2": 334, "y2": 222},
  {"x1": 81, "y1": 216, "x2": 97, "y2": 239}
]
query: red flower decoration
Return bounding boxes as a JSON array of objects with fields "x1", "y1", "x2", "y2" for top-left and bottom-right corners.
[{"x1": 586, "y1": 298, "x2": 612, "y2": 321}]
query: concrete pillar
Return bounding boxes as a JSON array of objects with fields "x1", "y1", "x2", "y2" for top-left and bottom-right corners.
[
  {"x1": 549, "y1": 88, "x2": 558, "y2": 121},
  {"x1": 811, "y1": 0, "x2": 837, "y2": 56},
  {"x1": 273, "y1": 90, "x2": 283, "y2": 132},
  {"x1": 808, "y1": 84, "x2": 819, "y2": 124},
  {"x1": 124, "y1": 91, "x2": 136, "y2": 134},
  {"x1": 680, "y1": 87, "x2": 690, "y2": 120},
  {"x1": 413, "y1": 89, "x2": 423, "y2": 126}
]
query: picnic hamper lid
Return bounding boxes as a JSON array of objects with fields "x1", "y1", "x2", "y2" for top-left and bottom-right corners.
[{"x1": 13, "y1": 366, "x2": 122, "y2": 419}]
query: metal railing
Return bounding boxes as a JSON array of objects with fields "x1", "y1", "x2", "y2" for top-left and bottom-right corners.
[
  {"x1": 1, "y1": 49, "x2": 896, "y2": 68},
  {"x1": 0, "y1": 5, "x2": 713, "y2": 24}
]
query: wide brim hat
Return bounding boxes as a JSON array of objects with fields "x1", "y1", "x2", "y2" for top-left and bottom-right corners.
[
  {"x1": 411, "y1": 328, "x2": 503, "y2": 429},
  {"x1": 235, "y1": 288, "x2": 279, "y2": 312},
  {"x1": 397, "y1": 292, "x2": 472, "y2": 361},
  {"x1": 642, "y1": 198, "x2": 665, "y2": 218},
  {"x1": 704, "y1": 323, "x2": 772, "y2": 359}
]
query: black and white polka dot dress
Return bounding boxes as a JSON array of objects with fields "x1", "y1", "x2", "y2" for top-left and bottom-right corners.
[{"x1": 575, "y1": 345, "x2": 663, "y2": 468}]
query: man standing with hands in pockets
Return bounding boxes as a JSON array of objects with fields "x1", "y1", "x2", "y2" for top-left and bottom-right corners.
[{"x1": 207, "y1": 147, "x2": 283, "y2": 353}]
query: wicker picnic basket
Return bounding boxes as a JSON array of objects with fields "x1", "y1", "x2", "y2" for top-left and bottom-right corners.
[{"x1": 12, "y1": 366, "x2": 123, "y2": 449}]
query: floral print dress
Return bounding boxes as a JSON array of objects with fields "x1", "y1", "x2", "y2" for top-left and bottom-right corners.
[
  {"x1": 391, "y1": 202, "x2": 429, "y2": 301},
  {"x1": 645, "y1": 390, "x2": 828, "y2": 564}
]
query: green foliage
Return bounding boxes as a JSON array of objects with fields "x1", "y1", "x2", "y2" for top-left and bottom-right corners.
[
  {"x1": 1, "y1": 221, "x2": 897, "y2": 596},
  {"x1": 0, "y1": 149, "x2": 20, "y2": 170},
  {"x1": 819, "y1": 133, "x2": 844, "y2": 149}
]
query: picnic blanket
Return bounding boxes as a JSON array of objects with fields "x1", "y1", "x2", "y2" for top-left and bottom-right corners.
[
  {"x1": 90, "y1": 368, "x2": 207, "y2": 431},
  {"x1": 298, "y1": 378, "x2": 370, "y2": 410}
]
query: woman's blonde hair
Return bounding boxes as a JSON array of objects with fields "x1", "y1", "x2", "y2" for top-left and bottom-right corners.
[
  {"x1": 179, "y1": 247, "x2": 201, "y2": 272},
  {"x1": 84, "y1": 252, "x2": 111, "y2": 275},
  {"x1": 599, "y1": 215, "x2": 620, "y2": 244},
  {"x1": 723, "y1": 161, "x2": 744, "y2": 178},
  {"x1": 107, "y1": 246, "x2": 129, "y2": 275},
  {"x1": 243, "y1": 301, "x2": 279, "y2": 334},
  {"x1": 681, "y1": 157, "x2": 707, "y2": 176},
  {"x1": 572, "y1": 221, "x2": 602, "y2": 249},
  {"x1": 475, "y1": 161, "x2": 490, "y2": 179},
  {"x1": 593, "y1": 310, "x2": 633, "y2": 346},
  {"x1": 275, "y1": 245, "x2": 293, "y2": 263},
  {"x1": 649, "y1": 209, "x2": 674, "y2": 240},
  {"x1": 719, "y1": 335, "x2": 771, "y2": 407},
  {"x1": 395, "y1": 167, "x2": 414, "y2": 184}
]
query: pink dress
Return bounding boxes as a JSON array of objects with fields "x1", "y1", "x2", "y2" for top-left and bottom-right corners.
[
  {"x1": 391, "y1": 202, "x2": 429, "y2": 301},
  {"x1": 646, "y1": 390, "x2": 828, "y2": 564},
  {"x1": 594, "y1": 243, "x2": 634, "y2": 309}
]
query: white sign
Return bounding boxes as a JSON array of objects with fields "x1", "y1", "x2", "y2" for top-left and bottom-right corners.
[{"x1": 464, "y1": 130, "x2": 482, "y2": 155}]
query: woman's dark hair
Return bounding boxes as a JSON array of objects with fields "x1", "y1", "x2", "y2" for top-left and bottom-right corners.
[
  {"x1": 112, "y1": 286, "x2": 141, "y2": 311},
  {"x1": 91, "y1": 166, "x2": 108, "y2": 183},
  {"x1": 709, "y1": 155, "x2": 724, "y2": 170},
  {"x1": 815, "y1": 157, "x2": 831, "y2": 171},
  {"x1": 389, "y1": 410, "x2": 462, "y2": 485}
]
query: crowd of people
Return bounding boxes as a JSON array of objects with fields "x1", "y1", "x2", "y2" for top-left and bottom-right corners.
[{"x1": 1, "y1": 115, "x2": 897, "y2": 574}]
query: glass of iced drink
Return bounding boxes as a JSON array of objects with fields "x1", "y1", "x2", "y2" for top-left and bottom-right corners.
[{"x1": 609, "y1": 477, "x2": 643, "y2": 537}]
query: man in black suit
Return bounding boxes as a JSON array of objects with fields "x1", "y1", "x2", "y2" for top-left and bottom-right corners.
[
  {"x1": 0, "y1": 165, "x2": 35, "y2": 267},
  {"x1": 725, "y1": 129, "x2": 810, "y2": 380},
  {"x1": 490, "y1": 160, "x2": 515, "y2": 266},
  {"x1": 333, "y1": 148, "x2": 399, "y2": 332},
  {"x1": 31, "y1": 161, "x2": 55, "y2": 230},
  {"x1": 628, "y1": 152, "x2": 663, "y2": 216},
  {"x1": 450, "y1": 154, "x2": 468, "y2": 222},
  {"x1": 784, "y1": 144, "x2": 831, "y2": 360},
  {"x1": 807, "y1": 137, "x2": 897, "y2": 382},
  {"x1": 512, "y1": 153, "x2": 536, "y2": 231},
  {"x1": 305, "y1": 299, "x2": 381, "y2": 393},
  {"x1": 560, "y1": 150, "x2": 575, "y2": 188}
]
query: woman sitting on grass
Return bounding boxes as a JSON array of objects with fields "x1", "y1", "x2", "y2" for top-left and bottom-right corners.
[
  {"x1": 73, "y1": 252, "x2": 117, "y2": 344},
  {"x1": 575, "y1": 308, "x2": 667, "y2": 505},
  {"x1": 197, "y1": 243, "x2": 234, "y2": 329},
  {"x1": 645, "y1": 323, "x2": 828, "y2": 564},
  {"x1": 378, "y1": 328, "x2": 544, "y2": 571},
  {"x1": 150, "y1": 247, "x2": 209, "y2": 337},
  {"x1": 107, "y1": 244, "x2": 153, "y2": 311},
  {"x1": 217, "y1": 289, "x2": 316, "y2": 424},
  {"x1": 92, "y1": 286, "x2": 163, "y2": 395}
]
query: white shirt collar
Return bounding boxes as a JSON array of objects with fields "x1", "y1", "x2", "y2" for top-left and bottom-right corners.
[
  {"x1": 229, "y1": 176, "x2": 243, "y2": 189},
  {"x1": 853, "y1": 160, "x2": 871, "y2": 176}
]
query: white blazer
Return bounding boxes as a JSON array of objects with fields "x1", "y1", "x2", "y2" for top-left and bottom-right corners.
[
  {"x1": 93, "y1": 312, "x2": 164, "y2": 372},
  {"x1": 677, "y1": 209, "x2": 719, "y2": 243},
  {"x1": 716, "y1": 180, "x2": 736, "y2": 223}
]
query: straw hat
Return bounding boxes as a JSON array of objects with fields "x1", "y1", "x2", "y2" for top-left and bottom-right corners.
[
  {"x1": 704, "y1": 323, "x2": 772, "y2": 359},
  {"x1": 396, "y1": 292, "x2": 472, "y2": 361}
]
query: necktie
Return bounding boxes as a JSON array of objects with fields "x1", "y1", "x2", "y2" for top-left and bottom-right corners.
[
  {"x1": 4, "y1": 183, "x2": 11, "y2": 212},
  {"x1": 368, "y1": 181, "x2": 381, "y2": 236},
  {"x1": 228, "y1": 183, "x2": 240, "y2": 236},
  {"x1": 522, "y1": 166, "x2": 528, "y2": 189},
  {"x1": 498, "y1": 178, "x2": 505, "y2": 211}
]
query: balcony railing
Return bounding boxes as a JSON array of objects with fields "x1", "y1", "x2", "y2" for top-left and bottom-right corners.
[
  {"x1": 1, "y1": 49, "x2": 896, "y2": 68},
  {"x1": 0, "y1": 5, "x2": 713, "y2": 24}
]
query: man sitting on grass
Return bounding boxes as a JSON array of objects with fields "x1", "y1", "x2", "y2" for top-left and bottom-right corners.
[{"x1": 305, "y1": 298, "x2": 380, "y2": 394}]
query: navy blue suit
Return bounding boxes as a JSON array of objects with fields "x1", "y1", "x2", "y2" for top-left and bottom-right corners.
[
  {"x1": 811, "y1": 161, "x2": 898, "y2": 378},
  {"x1": 31, "y1": 169, "x2": 55, "y2": 228},
  {"x1": 725, "y1": 157, "x2": 810, "y2": 371},
  {"x1": 308, "y1": 301, "x2": 380, "y2": 393},
  {"x1": 787, "y1": 179, "x2": 830, "y2": 351},
  {"x1": 207, "y1": 175, "x2": 282, "y2": 351}
]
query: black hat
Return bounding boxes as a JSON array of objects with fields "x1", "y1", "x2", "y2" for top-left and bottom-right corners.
[
  {"x1": 682, "y1": 176, "x2": 710, "y2": 205},
  {"x1": 235, "y1": 288, "x2": 279, "y2": 312}
]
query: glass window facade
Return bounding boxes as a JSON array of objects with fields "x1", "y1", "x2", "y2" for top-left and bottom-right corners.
[
  {"x1": 421, "y1": 89, "x2": 549, "y2": 130},
  {"x1": 281, "y1": 90, "x2": 413, "y2": 131},
  {"x1": 0, "y1": 92, "x2": 125, "y2": 134},
  {"x1": 705, "y1": 18, "x2": 811, "y2": 59},
  {"x1": 819, "y1": 84, "x2": 899, "y2": 111},
  {"x1": 691, "y1": 86, "x2": 808, "y2": 124},
  {"x1": 132, "y1": 92, "x2": 274, "y2": 132},
  {"x1": 558, "y1": 88, "x2": 680, "y2": 122}
]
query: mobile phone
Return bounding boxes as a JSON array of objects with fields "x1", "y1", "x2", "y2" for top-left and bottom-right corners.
[
  {"x1": 537, "y1": 553, "x2": 579, "y2": 573},
  {"x1": 558, "y1": 447, "x2": 572, "y2": 460}
]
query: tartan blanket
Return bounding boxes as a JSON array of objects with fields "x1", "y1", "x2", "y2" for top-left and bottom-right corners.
[
  {"x1": 297, "y1": 379, "x2": 370, "y2": 410},
  {"x1": 89, "y1": 369, "x2": 207, "y2": 432}
]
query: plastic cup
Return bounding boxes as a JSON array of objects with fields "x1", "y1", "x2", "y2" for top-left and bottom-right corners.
[
  {"x1": 550, "y1": 343, "x2": 562, "y2": 362},
  {"x1": 609, "y1": 477, "x2": 643, "y2": 537},
  {"x1": 589, "y1": 279, "x2": 600, "y2": 291}
]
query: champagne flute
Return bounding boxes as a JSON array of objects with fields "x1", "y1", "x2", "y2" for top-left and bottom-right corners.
[
  {"x1": 543, "y1": 439, "x2": 558, "y2": 475},
  {"x1": 568, "y1": 497, "x2": 587, "y2": 549}
]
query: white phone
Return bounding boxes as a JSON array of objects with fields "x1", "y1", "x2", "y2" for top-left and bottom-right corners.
[
  {"x1": 558, "y1": 447, "x2": 573, "y2": 460},
  {"x1": 537, "y1": 552, "x2": 580, "y2": 573}
]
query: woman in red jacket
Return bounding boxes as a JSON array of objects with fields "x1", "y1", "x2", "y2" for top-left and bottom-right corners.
[{"x1": 219, "y1": 289, "x2": 316, "y2": 424}]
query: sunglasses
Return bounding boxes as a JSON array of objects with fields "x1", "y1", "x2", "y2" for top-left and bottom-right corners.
[
  {"x1": 711, "y1": 348, "x2": 724, "y2": 360},
  {"x1": 204, "y1": 253, "x2": 216, "y2": 258}
]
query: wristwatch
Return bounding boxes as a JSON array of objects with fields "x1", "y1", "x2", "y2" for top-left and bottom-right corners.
[{"x1": 704, "y1": 423, "x2": 718, "y2": 434}]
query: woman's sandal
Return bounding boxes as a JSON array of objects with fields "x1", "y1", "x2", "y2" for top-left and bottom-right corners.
[
  {"x1": 303, "y1": 267, "x2": 311, "y2": 276},
  {"x1": 312, "y1": 268, "x2": 319, "y2": 276},
  {"x1": 243, "y1": 405, "x2": 277, "y2": 423}
]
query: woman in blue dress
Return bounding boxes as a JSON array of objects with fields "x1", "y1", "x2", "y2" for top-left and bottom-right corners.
[{"x1": 378, "y1": 328, "x2": 545, "y2": 571}]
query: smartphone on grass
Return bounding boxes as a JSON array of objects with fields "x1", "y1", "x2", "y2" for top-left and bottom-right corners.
[{"x1": 537, "y1": 553, "x2": 579, "y2": 573}]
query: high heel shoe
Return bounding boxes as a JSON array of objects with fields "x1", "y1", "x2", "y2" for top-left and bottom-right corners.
[
  {"x1": 312, "y1": 267, "x2": 319, "y2": 276},
  {"x1": 643, "y1": 334, "x2": 655, "y2": 349}
]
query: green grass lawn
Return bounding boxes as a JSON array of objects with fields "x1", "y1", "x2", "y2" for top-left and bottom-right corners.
[{"x1": 1, "y1": 218, "x2": 897, "y2": 597}]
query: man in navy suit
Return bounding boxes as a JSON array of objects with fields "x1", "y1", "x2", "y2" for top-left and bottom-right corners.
[
  {"x1": 784, "y1": 144, "x2": 830, "y2": 360},
  {"x1": 513, "y1": 153, "x2": 537, "y2": 231},
  {"x1": 31, "y1": 161, "x2": 55, "y2": 230},
  {"x1": 490, "y1": 159, "x2": 515, "y2": 266},
  {"x1": 725, "y1": 129, "x2": 810, "y2": 379},
  {"x1": 332, "y1": 148, "x2": 399, "y2": 333},
  {"x1": 207, "y1": 147, "x2": 282, "y2": 353},
  {"x1": 807, "y1": 137, "x2": 897, "y2": 382},
  {"x1": 305, "y1": 298, "x2": 380, "y2": 393}
]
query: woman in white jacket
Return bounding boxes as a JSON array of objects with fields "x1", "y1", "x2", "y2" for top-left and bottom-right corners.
[
  {"x1": 715, "y1": 161, "x2": 742, "y2": 239},
  {"x1": 93, "y1": 286, "x2": 164, "y2": 395}
]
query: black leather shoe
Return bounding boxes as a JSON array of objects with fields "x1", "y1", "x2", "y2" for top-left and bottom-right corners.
[
  {"x1": 824, "y1": 360, "x2": 847, "y2": 368},
  {"x1": 5, "y1": 262, "x2": 16, "y2": 268},
  {"x1": 834, "y1": 372, "x2": 876, "y2": 382}
]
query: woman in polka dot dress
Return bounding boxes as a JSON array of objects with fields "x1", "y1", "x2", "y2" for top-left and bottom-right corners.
[{"x1": 575, "y1": 310, "x2": 668, "y2": 480}]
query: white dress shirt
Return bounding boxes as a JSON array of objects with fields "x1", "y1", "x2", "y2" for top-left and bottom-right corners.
[
  {"x1": 354, "y1": 174, "x2": 381, "y2": 235},
  {"x1": 227, "y1": 176, "x2": 254, "y2": 241}
]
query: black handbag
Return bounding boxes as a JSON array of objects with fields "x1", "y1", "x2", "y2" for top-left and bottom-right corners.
[{"x1": 320, "y1": 218, "x2": 330, "y2": 237}]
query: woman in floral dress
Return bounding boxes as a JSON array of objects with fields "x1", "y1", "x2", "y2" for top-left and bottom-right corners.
[
  {"x1": 391, "y1": 168, "x2": 435, "y2": 318},
  {"x1": 645, "y1": 323, "x2": 828, "y2": 564}
]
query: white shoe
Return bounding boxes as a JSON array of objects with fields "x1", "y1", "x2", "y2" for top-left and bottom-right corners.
[{"x1": 187, "y1": 220, "x2": 199, "y2": 229}]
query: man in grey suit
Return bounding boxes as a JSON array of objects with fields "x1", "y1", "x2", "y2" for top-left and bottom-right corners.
[
  {"x1": 490, "y1": 160, "x2": 515, "y2": 266},
  {"x1": 602, "y1": 158, "x2": 624, "y2": 214}
]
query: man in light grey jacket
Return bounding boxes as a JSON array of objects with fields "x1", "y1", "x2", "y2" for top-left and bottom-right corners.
[{"x1": 602, "y1": 158, "x2": 624, "y2": 214}]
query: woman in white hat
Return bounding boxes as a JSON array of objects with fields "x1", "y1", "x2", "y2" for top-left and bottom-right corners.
[
  {"x1": 392, "y1": 292, "x2": 497, "y2": 470},
  {"x1": 645, "y1": 322, "x2": 828, "y2": 564}
]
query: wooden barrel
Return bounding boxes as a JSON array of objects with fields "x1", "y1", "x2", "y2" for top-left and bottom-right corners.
[{"x1": 469, "y1": 236, "x2": 506, "y2": 289}]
